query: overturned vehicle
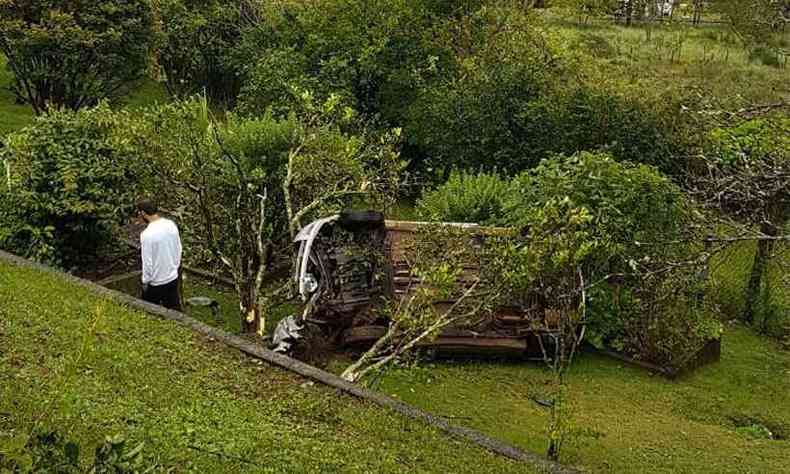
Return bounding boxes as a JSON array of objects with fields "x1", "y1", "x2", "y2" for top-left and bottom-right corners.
[{"x1": 273, "y1": 211, "x2": 571, "y2": 357}]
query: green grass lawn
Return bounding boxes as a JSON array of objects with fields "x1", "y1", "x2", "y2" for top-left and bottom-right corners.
[
  {"x1": 103, "y1": 272, "x2": 296, "y2": 337},
  {"x1": 0, "y1": 261, "x2": 535, "y2": 473},
  {"x1": 184, "y1": 275, "x2": 299, "y2": 337},
  {"x1": 99, "y1": 238, "x2": 790, "y2": 472},
  {"x1": 363, "y1": 326, "x2": 790, "y2": 473}
]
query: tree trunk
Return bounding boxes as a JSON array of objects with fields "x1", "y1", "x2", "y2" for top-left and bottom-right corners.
[
  {"x1": 625, "y1": 0, "x2": 634, "y2": 27},
  {"x1": 743, "y1": 223, "x2": 777, "y2": 325},
  {"x1": 671, "y1": 0, "x2": 681, "y2": 20},
  {"x1": 240, "y1": 282, "x2": 263, "y2": 335},
  {"x1": 692, "y1": 0, "x2": 703, "y2": 26}
]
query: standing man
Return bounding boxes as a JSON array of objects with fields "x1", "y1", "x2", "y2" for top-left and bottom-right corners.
[{"x1": 137, "y1": 199, "x2": 183, "y2": 310}]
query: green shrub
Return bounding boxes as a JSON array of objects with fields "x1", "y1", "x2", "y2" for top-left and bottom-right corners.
[
  {"x1": 0, "y1": 105, "x2": 141, "y2": 267},
  {"x1": 404, "y1": 9, "x2": 695, "y2": 177},
  {"x1": 701, "y1": 118, "x2": 790, "y2": 329},
  {"x1": 505, "y1": 151, "x2": 690, "y2": 267},
  {"x1": 245, "y1": 0, "x2": 444, "y2": 122},
  {"x1": 587, "y1": 264, "x2": 722, "y2": 370},
  {"x1": 749, "y1": 45, "x2": 782, "y2": 67},
  {"x1": 157, "y1": 0, "x2": 248, "y2": 105},
  {"x1": 0, "y1": 430, "x2": 152, "y2": 473},
  {"x1": 572, "y1": 32, "x2": 617, "y2": 58},
  {"x1": 544, "y1": 85, "x2": 696, "y2": 174},
  {"x1": 416, "y1": 171, "x2": 511, "y2": 224},
  {"x1": 0, "y1": 0, "x2": 156, "y2": 114},
  {"x1": 504, "y1": 151, "x2": 719, "y2": 366},
  {"x1": 404, "y1": 7, "x2": 561, "y2": 174},
  {"x1": 235, "y1": 48, "x2": 323, "y2": 118},
  {"x1": 706, "y1": 117, "x2": 790, "y2": 165}
]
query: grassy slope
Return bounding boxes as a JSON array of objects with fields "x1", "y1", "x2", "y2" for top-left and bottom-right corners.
[
  {"x1": 370, "y1": 327, "x2": 790, "y2": 473},
  {"x1": 0, "y1": 261, "x2": 533, "y2": 473}
]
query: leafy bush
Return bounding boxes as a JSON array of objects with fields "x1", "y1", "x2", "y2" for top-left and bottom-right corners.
[
  {"x1": 706, "y1": 117, "x2": 790, "y2": 165},
  {"x1": 235, "y1": 48, "x2": 323, "y2": 118},
  {"x1": 0, "y1": 0, "x2": 156, "y2": 114},
  {"x1": 504, "y1": 151, "x2": 719, "y2": 366},
  {"x1": 0, "y1": 105, "x2": 141, "y2": 267},
  {"x1": 749, "y1": 45, "x2": 781, "y2": 67},
  {"x1": 698, "y1": 118, "x2": 790, "y2": 328},
  {"x1": 572, "y1": 32, "x2": 617, "y2": 58},
  {"x1": 588, "y1": 268, "x2": 723, "y2": 368},
  {"x1": 131, "y1": 96, "x2": 401, "y2": 333},
  {"x1": 233, "y1": 0, "x2": 446, "y2": 123},
  {"x1": 404, "y1": 7, "x2": 561, "y2": 174},
  {"x1": 403, "y1": 8, "x2": 695, "y2": 177},
  {"x1": 543, "y1": 85, "x2": 696, "y2": 174},
  {"x1": 157, "y1": 0, "x2": 248, "y2": 105},
  {"x1": 416, "y1": 171, "x2": 511, "y2": 224},
  {"x1": 505, "y1": 151, "x2": 691, "y2": 268},
  {"x1": 0, "y1": 430, "x2": 151, "y2": 473}
]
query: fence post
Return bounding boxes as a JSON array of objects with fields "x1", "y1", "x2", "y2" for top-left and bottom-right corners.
[{"x1": 699, "y1": 235, "x2": 713, "y2": 305}]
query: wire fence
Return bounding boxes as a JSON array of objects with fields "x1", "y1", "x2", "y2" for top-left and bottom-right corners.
[{"x1": 707, "y1": 237, "x2": 790, "y2": 345}]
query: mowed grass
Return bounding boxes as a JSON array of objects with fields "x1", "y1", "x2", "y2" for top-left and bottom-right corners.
[
  {"x1": 367, "y1": 326, "x2": 790, "y2": 473},
  {"x1": 0, "y1": 261, "x2": 534, "y2": 473}
]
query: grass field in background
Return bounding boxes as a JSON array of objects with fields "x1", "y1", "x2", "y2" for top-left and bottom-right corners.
[
  {"x1": 546, "y1": 15, "x2": 789, "y2": 106},
  {"x1": 0, "y1": 261, "x2": 531, "y2": 473}
]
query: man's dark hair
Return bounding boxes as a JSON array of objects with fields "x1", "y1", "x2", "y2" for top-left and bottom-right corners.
[{"x1": 136, "y1": 199, "x2": 158, "y2": 215}]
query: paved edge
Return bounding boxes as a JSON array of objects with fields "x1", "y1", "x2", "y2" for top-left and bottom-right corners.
[{"x1": 0, "y1": 249, "x2": 580, "y2": 474}]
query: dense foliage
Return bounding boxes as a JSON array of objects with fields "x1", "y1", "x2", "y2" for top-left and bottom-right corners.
[
  {"x1": 0, "y1": 0, "x2": 783, "y2": 363},
  {"x1": 0, "y1": 0, "x2": 156, "y2": 114},
  {"x1": 157, "y1": 0, "x2": 249, "y2": 105},
  {"x1": 0, "y1": 430, "x2": 150, "y2": 473},
  {"x1": 506, "y1": 152, "x2": 691, "y2": 266},
  {"x1": 0, "y1": 1, "x2": 787, "y2": 469},
  {"x1": 124, "y1": 95, "x2": 402, "y2": 333},
  {"x1": 0, "y1": 106, "x2": 141, "y2": 267},
  {"x1": 410, "y1": 152, "x2": 722, "y2": 367},
  {"x1": 503, "y1": 152, "x2": 716, "y2": 365},
  {"x1": 416, "y1": 170, "x2": 510, "y2": 224}
]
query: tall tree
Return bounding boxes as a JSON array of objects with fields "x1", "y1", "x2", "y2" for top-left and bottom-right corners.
[
  {"x1": 0, "y1": 0, "x2": 156, "y2": 114},
  {"x1": 137, "y1": 95, "x2": 402, "y2": 336}
]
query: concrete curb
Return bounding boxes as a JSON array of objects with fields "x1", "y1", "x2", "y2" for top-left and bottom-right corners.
[{"x1": 0, "y1": 249, "x2": 579, "y2": 474}]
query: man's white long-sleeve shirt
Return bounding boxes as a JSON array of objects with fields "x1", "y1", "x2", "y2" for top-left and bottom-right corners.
[{"x1": 140, "y1": 218, "x2": 182, "y2": 286}]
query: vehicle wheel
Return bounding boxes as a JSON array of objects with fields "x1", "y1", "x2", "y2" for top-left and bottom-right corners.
[{"x1": 338, "y1": 210, "x2": 385, "y2": 231}]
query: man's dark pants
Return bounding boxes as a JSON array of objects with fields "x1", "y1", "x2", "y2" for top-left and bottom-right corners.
[{"x1": 142, "y1": 277, "x2": 182, "y2": 311}]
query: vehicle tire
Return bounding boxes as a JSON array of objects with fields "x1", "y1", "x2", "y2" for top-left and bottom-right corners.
[{"x1": 338, "y1": 210, "x2": 385, "y2": 231}]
